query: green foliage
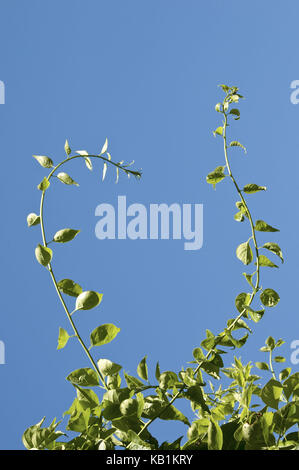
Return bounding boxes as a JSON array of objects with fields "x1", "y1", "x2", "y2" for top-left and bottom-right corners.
[{"x1": 24, "y1": 88, "x2": 298, "y2": 451}]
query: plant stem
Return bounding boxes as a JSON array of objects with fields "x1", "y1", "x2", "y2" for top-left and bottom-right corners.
[
  {"x1": 38, "y1": 153, "x2": 138, "y2": 390},
  {"x1": 137, "y1": 104, "x2": 261, "y2": 437}
]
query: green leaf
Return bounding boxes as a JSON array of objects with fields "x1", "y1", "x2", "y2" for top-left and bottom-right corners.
[
  {"x1": 57, "y1": 327, "x2": 71, "y2": 350},
  {"x1": 244, "y1": 306, "x2": 265, "y2": 323},
  {"x1": 137, "y1": 356, "x2": 148, "y2": 382},
  {"x1": 236, "y1": 241, "x2": 253, "y2": 265},
  {"x1": 257, "y1": 255, "x2": 278, "y2": 268},
  {"x1": 120, "y1": 399, "x2": 139, "y2": 417},
  {"x1": 234, "y1": 211, "x2": 245, "y2": 222},
  {"x1": 57, "y1": 279, "x2": 83, "y2": 297},
  {"x1": 37, "y1": 177, "x2": 50, "y2": 191},
  {"x1": 90, "y1": 324, "x2": 120, "y2": 347},
  {"x1": 75, "y1": 291, "x2": 103, "y2": 310},
  {"x1": 155, "y1": 362, "x2": 161, "y2": 381},
  {"x1": 279, "y1": 368, "x2": 291, "y2": 381},
  {"x1": 208, "y1": 418, "x2": 223, "y2": 450},
  {"x1": 243, "y1": 183, "x2": 266, "y2": 194},
  {"x1": 76, "y1": 386, "x2": 100, "y2": 410},
  {"x1": 229, "y1": 108, "x2": 240, "y2": 120},
  {"x1": 283, "y1": 373, "x2": 299, "y2": 400},
  {"x1": 213, "y1": 126, "x2": 223, "y2": 137},
  {"x1": 124, "y1": 373, "x2": 144, "y2": 390},
  {"x1": 57, "y1": 172, "x2": 79, "y2": 186},
  {"x1": 126, "y1": 430, "x2": 152, "y2": 450},
  {"x1": 159, "y1": 371, "x2": 178, "y2": 390},
  {"x1": 230, "y1": 141, "x2": 247, "y2": 153},
  {"x1": 22, "y1": 418, "x2": 65, "y2": 450},
  {"x1": 184, "y1": 385, "x2": 210, "y2": 414},
  {"x1": 53, "y1": 228, "x2": 80, "y2": 243},
  {"x1": 76, "y1": 150, "x2": 93, "y2": 171},
  {"x1": 254, "y1": 220, "x2": 279, "y2": 232},
  {"x1": 97, "y1": 359, "x2": 122, "y2": 377},
  {"x1": 35, "y1": 244, "x2": 52, "y2": 266},
  {"x1": 206, "y1": 166, "x2": 226, "y2": 188},
  {"x1": 255, "y1": 362, "x2": 269, "y2": 371},
  {"x1": 27, "y1": 212, "x2": 40, "y2": 227},
  {"x1": 261, "y1": 379, "x2": 283, "y2": 409},
  {"x1": 100, "y1": 138, "x2": 108, "y2": 154},
  {"x1": 142, "y1": 396, "x2": 189, "y2": 425},
  {"x1": 64, "y1": 139, "x2": 71, "y2": 156},
  {"x1": 235, "y1": 292, "x2": 251, "y2": 315},
  {"x1": 262, "y1": 242, "x2": 284, "y2": 263},
  {"x1": 102, "y1": 162, "x2": 108, "y2": 181},
  {"x1": 266, "y1": 336, "x2": 276, "y2": 350},
  {"x1": 274, "y1": 356, "x2": 286, "y2": 363},
  {"x1": 236, "y1": 200, "x2": 248, "y2": 217},
  {"x1": 242, "y1": 272, "x2": 254, "y2": 288},
  {"x1": 33, "y1": 155, "x2": 53, "y2": 168},
  {"x1": 66, "y1": 368, "x2": 99, "y2": 387},
  {"x1": 260, "y1": 289, "x2": 280, "y2": 307}
]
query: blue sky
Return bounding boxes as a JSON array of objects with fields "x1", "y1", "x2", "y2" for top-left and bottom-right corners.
[{"x1": 0, "y1": 0, "x2": 298, "y2": 449}]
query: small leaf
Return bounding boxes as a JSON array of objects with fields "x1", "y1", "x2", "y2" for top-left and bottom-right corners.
[
  {"x1": 208, "y1": 418, "x2": 223, "y2": 450},
  {"x1": 206, "y1": 166, "x2": 226, "y2": 188},
  {"x1": 254, "y1": 220, "x2": 279, "y2": 232},
  {"x1": 115, "y1": 167, "x2": 119, "y2": 184},
  {"x1": 57, "y1": 172, "x2": 79, "y2": 186},
  {"x1": 90, "y1": 324, "x2": 120, "y2": 347},
  {"x1": 230, "y1": 141, "x2": 247, "y2": 153},
  {"x1": 66, "y1": 368, "x2": 99, "y2": 387},
  {"x1": 257, "y1": 255, "x2": 278, "y2": 268},
  {"x1": 266, "y1": 336, "x2": 276, "y2": 350},
  {"x1": 274, "y1": 356, "x2": 286, "y2": 363},
  {"x1": 229, "y1": 108, "x2": 240, "y2": 120},
  {"x1": 33, "y1": 155, "x2": 53, "y2": 168},
  {"x1": 279, "y1": 368, "x2": 291, "y2": 381},
  {"x1": 261, "y1": 378, "x2": 283, "y2": 409},
  {"x1": 255, "y1": 362, "x2": 269, "y2": 371},
  {"x1": 242, "y1": 273, "x2": 254, "y2": 288},
  {"x1": 102, "y1": 162, "x2": 107, "y2": 181},
  {"x1": 236, "y1": 241, "x2": 253, "y2": 265},
  {"x1": 76, "y1": 151, "x2": 93, "y2": 171},
  {"x1": 235, "y1": 292, "x2": 251, "y2": 315},
  {"x1": 262, "y1": 242, "x2": 284, "y2": 263},
  {"x1": 137, "y1": 356, "x2": 148, "y2": 382},
  {"x1": 57, "y1": 279, "x2": 83, "y2": 297},
  {"x1": 213, "y1": 126, "x2": 223, "y2": 137},
  {"x1": 64, "y1": 139, "x2": 71, "y2": 156},
  {"x1": 27, "y1": 213, "x2": 40, "y2": 227},
  {"x1": 37, "y1": 177, "x2": 50, "y2": 191},
  {"x1": 155, "y1": 362, "x2": 161, "y2": 381},
  {"x1": 100, "y1": 138, "x2": 108, "y2": 154},
  {"x1": 260, "y1": 289, "x2": 280, "y2": 307},
  {"x1": 57, "y1": 327, "x2": 71, "y2": 350},
  {"x1": 76, "y1": 291, "x2": 103, "y2": 310},
  {"x1": 35, "y1": 244, "x2": 52, "y2": 266},
  {"x1": 234, "y1": 211, "x2": 245, "y2": 222},
  {"x1": 97, "y1": 359, "x2": 122, "y2": 377},
  {"x1": 244, "y1": 306, "x2": 265, "y2": 323},
  {"x1": 243, "y1": 184, "x2": 267, "y2": 194},
  {"x1": 53, "y1": 228, "x2": 80, "y2": 243}
]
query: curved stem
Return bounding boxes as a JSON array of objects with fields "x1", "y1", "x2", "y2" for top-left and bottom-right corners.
[
  {"x1": 38, "y1": 153, "x2": 138, "y2": 390},
  {"x1": 137, "y1": 106, "x2": 261, "y2": 437}
]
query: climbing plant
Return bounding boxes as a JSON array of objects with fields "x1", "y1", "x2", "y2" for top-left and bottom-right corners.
[{"x1": 24, "y1": 85, "x2": 299, "y2": 450}]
